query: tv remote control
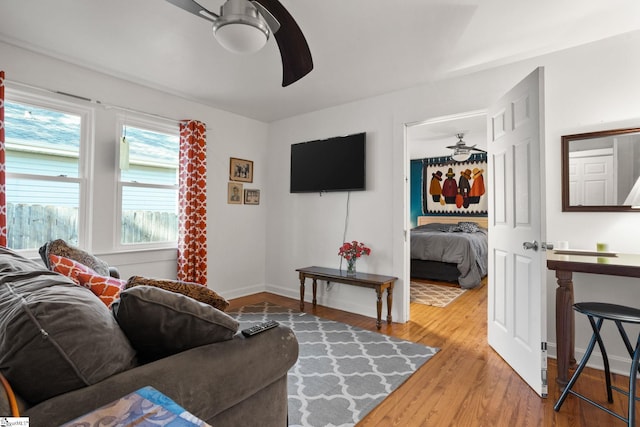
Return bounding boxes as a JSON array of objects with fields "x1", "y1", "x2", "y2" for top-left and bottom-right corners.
[{"x1": 241, "y1": 320, "x2": 279, "y2": 337}]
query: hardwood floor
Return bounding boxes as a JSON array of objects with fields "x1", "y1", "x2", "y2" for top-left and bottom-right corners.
[{"x1": 228, "y1": 280, "x2": 637, "y2": 426}]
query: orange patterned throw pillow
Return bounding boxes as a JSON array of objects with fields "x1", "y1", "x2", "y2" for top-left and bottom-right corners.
[
  {"x1": 49, "y1": 254, "x2": 126, "y2": 308},
  {"x1": 48, "y1": 253, "x2": 83, "y2": 285}
]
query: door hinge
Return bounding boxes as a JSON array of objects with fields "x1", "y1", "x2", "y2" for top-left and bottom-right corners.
[{"x1": 541, "y1": 341, "x2": 548, "y2": 397}]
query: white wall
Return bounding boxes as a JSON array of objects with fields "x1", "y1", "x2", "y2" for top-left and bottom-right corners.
[
  {"x1": 265, "y1": 97, "x2": 397, "y2": 316},
  {"x1": 0, "y1": 41, "x2": 269, "y2": 300},
  {"x1": 265, "y1": 30, "x2": 640, "y2": 374}
]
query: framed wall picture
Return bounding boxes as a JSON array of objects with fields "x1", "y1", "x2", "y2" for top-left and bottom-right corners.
[
  {"x1": 244, "y1": 189, "x2": 260, "y2": 205},
  {"x1": 229, "y1": 157, "x2": 253, "y2": 183},
  {"x1": 227, "y1": 182, "x2": 243, "y2": 204}
]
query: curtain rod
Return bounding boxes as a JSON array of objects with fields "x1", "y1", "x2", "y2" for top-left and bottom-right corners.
[{"x1": 6, "y1": 78, "x2": 181, "y2": 124}]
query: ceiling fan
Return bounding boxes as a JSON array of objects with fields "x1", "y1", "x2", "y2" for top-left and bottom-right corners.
[
  {"x1": 165, "y1": 0, "x2": 313, "y2": 87},
  {"x1": 446, "y1": 133, "x2": 486, "y2": 162}
]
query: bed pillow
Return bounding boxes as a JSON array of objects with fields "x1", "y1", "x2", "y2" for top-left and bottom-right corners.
[
  {"x1": 457, "y1": 222, "x2": 480, "y2": 233},
  {"x1": 49, "y1": 254, "x2": 126, "y2": 308},
  {"x1": 112, "y1": 286, "x2": 239, "y2": 362},
  {"x1": 439, "y1": 224, "x2": 459, "y2": 233},
  {"x1": 126, "y1": 276, "x2": 229, "y2": 311},
  {"x1": 422, "y1": 221, "x2": 480, "y2": 233},
  {"x1": 0, "y1": 252, "x2": 138, "y2": 404},
  {"x1": 40, "y1": 239, "x2": 111, "y2": 277}
]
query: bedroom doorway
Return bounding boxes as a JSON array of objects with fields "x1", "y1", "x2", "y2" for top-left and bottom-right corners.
[{"x1": 405, "y1": 110, "x2": 488, "y2": 309}]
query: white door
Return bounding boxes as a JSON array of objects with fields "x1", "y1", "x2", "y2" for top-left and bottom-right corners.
[
  {"x1": 569, "y1": 150, "x2": 615, "y2": 205},
  {"x1": 487, "y1": 67, "x2": 548, "y2": 397}
]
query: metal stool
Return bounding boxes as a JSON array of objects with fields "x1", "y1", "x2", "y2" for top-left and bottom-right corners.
[{"x1": 554, "y1": 302, "x2": 640, "y2": 426}]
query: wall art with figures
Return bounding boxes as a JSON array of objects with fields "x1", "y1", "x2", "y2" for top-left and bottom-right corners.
[{"x1": 422, "y1": 154, "x2": 487, "y2": 215}]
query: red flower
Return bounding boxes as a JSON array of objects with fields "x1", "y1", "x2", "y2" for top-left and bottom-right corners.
[{"x1": 338, "y1": 240, "x2": 371, "y2": 260}]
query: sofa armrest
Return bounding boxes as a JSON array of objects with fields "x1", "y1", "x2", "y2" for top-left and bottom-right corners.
[{"x1": 24, "y1": 325, "x2": 298, "y2": 426}]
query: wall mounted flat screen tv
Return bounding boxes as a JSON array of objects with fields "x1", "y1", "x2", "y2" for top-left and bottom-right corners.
[{"x1": 290, "y1": 132, "x2": 366, "y2": 193}]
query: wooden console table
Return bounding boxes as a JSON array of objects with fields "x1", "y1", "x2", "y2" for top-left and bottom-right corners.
[
  {"x1": 546, "y1": 250, "x2": 640, "y2": 385},
  {"x1": 296, "y1": 266, "x2": 397, "y2": 329}
]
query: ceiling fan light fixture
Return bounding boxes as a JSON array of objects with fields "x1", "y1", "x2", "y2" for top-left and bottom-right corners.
[
  {"x1": 214, "y1": 21, "x2": 268, "y2": 54},
  {"x1": 212, "y1": 0, "x2": 270, "y2": 54},
  {"x1": 452, "y1": 149, "x2": 471, "y2": 162}
]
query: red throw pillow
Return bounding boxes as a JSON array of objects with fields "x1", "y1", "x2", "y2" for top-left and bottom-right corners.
[{"x1": 49, "y1": 254, "x2": 125, "y2": 308}]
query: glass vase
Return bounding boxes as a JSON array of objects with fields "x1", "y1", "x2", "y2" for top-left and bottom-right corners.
[{"x1": 346, "y1": 258, "x2": 356, "y2": 276}]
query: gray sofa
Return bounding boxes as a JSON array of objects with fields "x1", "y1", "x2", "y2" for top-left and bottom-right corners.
[{"x1": 0, "y1": 246, "x2": 298, "y2": 426}]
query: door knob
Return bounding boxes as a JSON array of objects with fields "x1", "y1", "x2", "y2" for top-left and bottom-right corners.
[{"x1": 523, "y1": 241, "x2": 539, "y2": 251}]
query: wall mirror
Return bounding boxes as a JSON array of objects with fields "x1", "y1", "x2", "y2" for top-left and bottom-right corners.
[{"x1": 562, "y1": 127, "x2": 640, "y2": 212}]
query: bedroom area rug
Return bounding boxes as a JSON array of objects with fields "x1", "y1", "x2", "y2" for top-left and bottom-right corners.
[
  {"x1": 410, "y1": 281, "x2": 467, "y2": 307},
  {"x1": 229, "y1": 302, "x2": 439, "y2": 427}
]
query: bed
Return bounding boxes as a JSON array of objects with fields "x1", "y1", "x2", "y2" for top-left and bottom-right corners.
[{"x1": 410, "y1": 216, "x2": 488, "y2": 289}]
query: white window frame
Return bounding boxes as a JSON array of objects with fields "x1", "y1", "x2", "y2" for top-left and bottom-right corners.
[
  {"x1": 4, "y1": 88, "x2": 93, "y2": 257},
  {"x1": 115, "y1": 113, "x2": 179, "y2": 251}
]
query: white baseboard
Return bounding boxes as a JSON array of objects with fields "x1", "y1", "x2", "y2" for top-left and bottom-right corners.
[
  {"x1": 223, "y1": 284, "x2": 265, "y2": 300},
  {"x1": 265, "y1": 282, "x2": 377, "y2": 321},
  {"x1": 264, "y1": 283, "x2": 299, "y2": 300},
  {"x1": 546, "y1": 342, "x2": 633, "y2": 377}
]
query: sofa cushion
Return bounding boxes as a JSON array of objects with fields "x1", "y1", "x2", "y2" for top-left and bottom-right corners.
[
  {"x1": 112, "y1": 286, "x2": 239, "y2": 362},
  {"x1": 49, "y1": 254, "x2": 126, "y2": 308},
  {"x1": 39, "y1": 239, "x2": 111, "y2": 277},
  {"x1": 126, "y1": 275, "x2": 229, "y2": 311},
  {"x1": 0, "y1": 247, "x2": 137, "y2": 404}
]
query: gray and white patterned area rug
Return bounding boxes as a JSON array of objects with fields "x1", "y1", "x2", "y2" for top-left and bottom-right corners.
[{"x1": 229, "y1": 302, "x2": 439, "y2": 427}]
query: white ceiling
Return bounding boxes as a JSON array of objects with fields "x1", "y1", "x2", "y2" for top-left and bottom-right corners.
[
  {"x1": 1, "y1": 0, "x2": 639, "y2": 123},
  {"x1": 407, "y1": 111, "x2": 486, "y2": 159}
]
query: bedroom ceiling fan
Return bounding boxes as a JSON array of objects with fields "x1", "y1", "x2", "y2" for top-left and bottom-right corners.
[
  {"x1": 446, "y1": 133, "x2": 486, "y2": 162},
  {"x1": 165, "y1": 0, "x2": 313, "y2": 87}
]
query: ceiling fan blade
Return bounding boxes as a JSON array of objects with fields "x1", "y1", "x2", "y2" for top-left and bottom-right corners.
[
  {"x1": 464, "y1": 143, "x2": 487, "y2": 153},
  {"x1": 253, "y1": 0, "x2": 313, "y2": 86},
  {"x1": 165, "y1": 0, "x2": 218, "y2": 22}
]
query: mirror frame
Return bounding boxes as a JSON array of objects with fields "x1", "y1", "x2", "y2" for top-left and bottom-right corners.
[{"x1": 562, "y1": 127, "x2": 640, "y2": 212}]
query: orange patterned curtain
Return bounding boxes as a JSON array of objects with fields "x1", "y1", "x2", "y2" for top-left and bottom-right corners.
[
  {"x1": 0, "y1": 71, "x2": 6, "y2": 247},
  {"x1": 178, "y1": 120, "x2": 207, "y2": 285}
]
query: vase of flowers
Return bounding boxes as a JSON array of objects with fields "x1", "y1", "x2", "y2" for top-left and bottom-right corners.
[{"x1": 338, "y1": 241, "x2": 371, "y2": 276}]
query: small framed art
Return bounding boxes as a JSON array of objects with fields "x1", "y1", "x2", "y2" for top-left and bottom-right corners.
[
  {"x1": 227, "y1": 182, "x2": 243, "y2": 204},
  {"x1": 229, "y1": 157, "x2": 253, "y2": 183},
  {"x1": 244, "y1": 189, "x2": 260, "y2": 205}
]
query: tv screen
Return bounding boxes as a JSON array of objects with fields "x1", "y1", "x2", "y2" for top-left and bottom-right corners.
[{"x1": 290, "y1": 132, "x2": 366, "y2": 193}]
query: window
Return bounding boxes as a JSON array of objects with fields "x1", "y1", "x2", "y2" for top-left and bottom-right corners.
[
  {"x1": 4, "y1": 92, "x2": 90, "y2": 251},
  {"x1": 118, "y1": 116, "x2": 179, "y2": 247}
]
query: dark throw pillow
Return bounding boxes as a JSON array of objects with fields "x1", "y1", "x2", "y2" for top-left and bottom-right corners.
[
  {"x1": 112, "y1": 286, "x2": 239, "y2": 362},
  {"x1": 126, "y1": 275, "x2": 229, "y2": 311}
]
